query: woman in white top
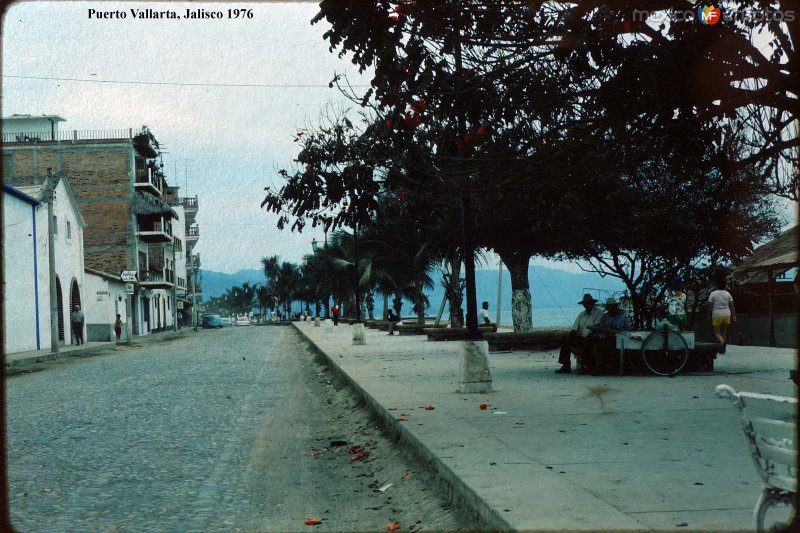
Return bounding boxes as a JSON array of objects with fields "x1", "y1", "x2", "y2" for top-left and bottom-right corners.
[{"x1": 707, "y1": 277, "x2": 736, "y2": 353}]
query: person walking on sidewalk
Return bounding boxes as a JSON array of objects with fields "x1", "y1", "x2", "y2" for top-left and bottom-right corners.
[
  {"x1": 707, "y1": 276, "x2": 735, "y2": 353},
  {"x1": 555, "y1": 294, "x2": 604, "y2": 374},
  {"x1": 71, "y1": 305, "x2": 85, "y2": 345},
  {"x1": 114, "y1": 314, "x2": 122, "y2": 342},
  {"x1": 331, "y1": 303, "x2": 340, "y2": 326}
]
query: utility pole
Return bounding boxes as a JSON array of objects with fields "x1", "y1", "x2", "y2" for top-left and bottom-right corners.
[
  {"x1": 46, "y1": 169, "x2": 59, "y2": 354},
  {"x1": 191, "y1": 253, "x2": 200, "y2": 331}
]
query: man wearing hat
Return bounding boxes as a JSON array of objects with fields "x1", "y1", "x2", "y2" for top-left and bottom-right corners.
[
  {"x1": 587, "y1": 298, "x2": 631, "y2": 375},
  {"x1": 555, "y1": 294, "x2": 604, "y2": 374}
]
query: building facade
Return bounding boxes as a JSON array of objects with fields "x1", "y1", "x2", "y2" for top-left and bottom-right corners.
[
  {"x1": 2, "y1": 175, "x2": 86, "y2": 352},
  {"x1": 3, "y1": 115, "x2": 192, "y2": 337}
]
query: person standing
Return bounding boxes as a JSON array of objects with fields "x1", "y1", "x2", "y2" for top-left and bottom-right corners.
[
  {"x1": 478, "y1": 301, "x2": 497, "y2": 332},
  {"x1": 386, "y1": 308, "x2": 401, "y2": 335},
  {"x1": 707, "y1": 276, "x2": 736, "y2": 353},
  {"x1": 71, "y1": 305, "x2": 85, "y2": 345},
  {"x1": 555, "y1": 294, "x2": 604, "y2": 374},
  {"x1": 665, "y1": 276, "x2": 688, "y2": 331},
  {"x1": 331, "y1": 303, "x2": 340, "y2": 326},
  {"x1": 114, "y1": 314, "x2": 122, "y2": 342}
]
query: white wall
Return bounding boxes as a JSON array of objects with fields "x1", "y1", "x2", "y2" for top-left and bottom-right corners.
[
  {"x1": 2, "y1": 116, "x2": 61, "y2": 137},
  {"x1": 2, "y1": 191, "x2": 49, "y2": 353},
  {"x1": 52, "y1": 178, "x2": 85, "y2": 345},
  {"x1": 83, "y1": 272, "x2": 128, "y2": 341}
]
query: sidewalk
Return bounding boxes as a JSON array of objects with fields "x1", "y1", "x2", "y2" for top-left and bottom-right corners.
[
  {"x1": 4, "y1": 328, "x2": 190, "y2": 368},
  {"x1": 294, "y1": 321, "x2": 797, "y2": 532}
]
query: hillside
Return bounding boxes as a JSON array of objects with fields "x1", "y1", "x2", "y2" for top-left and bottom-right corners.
[
  {"x1": 199, "y1": 264, "x2": 625, "y2": 312},
  {"x1": 198, "y1": 268, "x2": 264, "y2": 300}
]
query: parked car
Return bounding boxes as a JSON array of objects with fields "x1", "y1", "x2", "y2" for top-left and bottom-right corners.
[
  {"x1": 235, "y1": 318, "x2": 251, "y2": 326},
  {"x1": 220, "y1": 317, "x2": 234, "y2": 327},
  {"x1": 202, "y1": 314, "x2": 223, "y2": 329}
]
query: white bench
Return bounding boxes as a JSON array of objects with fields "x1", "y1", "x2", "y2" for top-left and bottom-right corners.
[{"x1": 715, "y1": 384, "x2": 797, "y2": 532}]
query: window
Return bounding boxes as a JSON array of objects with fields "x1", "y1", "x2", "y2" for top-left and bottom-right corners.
[
  {"x1": 67, "y1": 221, "x2": 72, "y2": 240},
  {"x1": 53, "y1": 215, "x2": 58, "y2": 235}
]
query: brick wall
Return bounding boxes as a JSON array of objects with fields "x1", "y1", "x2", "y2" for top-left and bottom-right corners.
[
  {"x1": 85, "y1": 248, "x2": 129, "y2": 274},
  {"x1": 61, "y1": 149, "x2": 132, "y2": 274},
  {"x1": 4, "y1": 144, "x2": 137, "y2": 275}
]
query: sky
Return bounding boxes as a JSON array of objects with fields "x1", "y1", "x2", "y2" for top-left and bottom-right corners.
[
  {"x1": 3, "y1": 1, "x2": 794, "y2": 275},
  {"x1": 3, "y1": 0, "x2": 379, "y2": 273}
]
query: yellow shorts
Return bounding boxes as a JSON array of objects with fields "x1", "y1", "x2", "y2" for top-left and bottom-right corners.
[{"x1": 712, "y1": 315, "x2": 731, "y2": 326}]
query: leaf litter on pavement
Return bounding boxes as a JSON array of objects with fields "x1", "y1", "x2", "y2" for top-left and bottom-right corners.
[{"x1": 292, "y1": 344, "x2": 468, "y2": 532}]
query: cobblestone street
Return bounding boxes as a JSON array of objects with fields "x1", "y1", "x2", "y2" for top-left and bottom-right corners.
[{"x1": 6, "y1": 326, "x2": 466, "y2": 533}]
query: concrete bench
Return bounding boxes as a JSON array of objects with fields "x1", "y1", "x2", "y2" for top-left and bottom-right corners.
[
  {"x1": 483, "y1": 329, "x2": 570, "y2": 351},
  {"x1": 424, "y1": 326, "x2": 494, "y2": 341},
  {"x1": 396, "y1": 323, "x2": 448, "y2": 335}
]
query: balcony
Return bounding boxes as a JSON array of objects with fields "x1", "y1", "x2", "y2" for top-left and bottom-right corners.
[
  {"x1": 137, "y1": 218, "x2": 173, "y2": 243},
  {"x1": 139, "y1": 268, "x2": 175, "y2": 289},
  {"x1": 135, "y1": 167, "x2": 163, "y2": 196},
  {"x1": 133, "y1": 129, "x2": 160, "y2": 158},
  {"x1": 186, "y1": 283, "x2": 203, "y2": 298},
  {"x1": 186, "y1": 225, "x2": 200, "y2": 252},
  {"x1": 179, "y1": 196, "x2": 199, "y2": 226}
]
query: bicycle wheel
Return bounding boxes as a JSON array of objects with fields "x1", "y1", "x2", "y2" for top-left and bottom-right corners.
[{"x1": 641, "y1": 328, "x2": 689, "y2": 376}]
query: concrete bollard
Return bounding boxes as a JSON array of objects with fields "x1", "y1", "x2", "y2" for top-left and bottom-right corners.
[
  {"x1": 352, "y1": 323, "x2": 366, "y2": 345},
  {"x1": 457, "y1": 340, "x2": 492, "y2": 393},
  {"x1": 324, "y1": 319, "x2": 333, "y2": 333},
  {"x1": 314, "y1": 317, "x2": 320, "y2": 327}
]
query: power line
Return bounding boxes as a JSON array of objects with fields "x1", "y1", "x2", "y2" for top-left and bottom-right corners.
[{"x1": 2, "y1": 74, "x2": 370, "y2": 89}]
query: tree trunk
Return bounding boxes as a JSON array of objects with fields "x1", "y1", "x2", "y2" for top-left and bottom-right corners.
[
  {"x1": 417, "y1": 289, "x2": 425, "y2": 325},
  {"x1": 499, "y1": 251, "x2": 533, "y2": 332},
  {"x1": 446, "y1": 256, "x2": 463, "y2": 328}
]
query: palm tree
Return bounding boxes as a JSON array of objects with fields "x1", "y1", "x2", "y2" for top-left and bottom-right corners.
[{"x1": 225, "y1": 282, "x2": 256, "y2": 316}]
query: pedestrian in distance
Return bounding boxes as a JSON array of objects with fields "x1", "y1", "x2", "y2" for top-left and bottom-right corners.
[
  {"x1": 478, "y1": 301, "x2": 497, "y2": 332},
  {"x1": 331, "y1": 303, "x2": 340, "y2": 326},
  {"x1": 114, "y1": 314, "x2": 122, "y2": 342},
  {"x1": 707, "y1": 275, "x2": 736, "y2": 353},
  {"x1": 555, "y1": 294, "x2": 604, "y2": 374},
  {"x1": 71, "y1": 305, "x2": 85, "y2": 345},
  {"x1": 386, "y1": 308, "x2": 401, "y2": 335}
]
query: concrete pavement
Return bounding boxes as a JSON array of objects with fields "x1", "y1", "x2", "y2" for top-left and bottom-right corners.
[{"x1": 294, "y1": 321, "x2": 797, "y2": 532}]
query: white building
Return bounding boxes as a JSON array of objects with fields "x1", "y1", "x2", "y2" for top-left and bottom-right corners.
[
  {"x1": 2, "y1": 174, "x2": 86, "y2": 353},
  {"x1": 3, "y1": 185, "x2": 45, "y2": 353},
  {"x1": 83, "y1": 268, "x2": 128, "y2": 342}
]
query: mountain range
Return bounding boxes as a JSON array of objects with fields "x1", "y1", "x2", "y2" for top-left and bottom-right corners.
[{"x1": 199, "y1": 264, "x2": 625, "y2": 312}]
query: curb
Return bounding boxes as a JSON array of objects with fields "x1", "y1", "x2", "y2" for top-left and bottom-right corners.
[
  {"x1": 292, "y1": 323, "x2": 514, "y2": 532},
  {"x1": 5, "y1": 342, "x2": 117, "y2": 367}
]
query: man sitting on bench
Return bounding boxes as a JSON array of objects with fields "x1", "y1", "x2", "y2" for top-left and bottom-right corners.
[
  {"x1": 479, "y1": 301, "x2": 498, "y2": 332},
  {"x1": 556, "y1": 294, "x2": 604, "y2": 374},
  {"x1": 587, "y1": 298, "x2": 631, "y2": 375}
]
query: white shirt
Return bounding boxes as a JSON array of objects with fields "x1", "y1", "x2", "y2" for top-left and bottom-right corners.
[
  {"x1": 479, "y1": 308, "x2": 491, "y2": 324},
  {"x1": 708, "y1": 289, "x2": 734, "y2": 318},
  {"x1": 572, "y1": 306, "x2": 604, "y2": 337}
]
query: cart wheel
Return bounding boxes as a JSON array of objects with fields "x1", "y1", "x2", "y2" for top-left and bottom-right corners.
[{"x1": 641, "y1": 327, "x2": 689, "y2": 376}]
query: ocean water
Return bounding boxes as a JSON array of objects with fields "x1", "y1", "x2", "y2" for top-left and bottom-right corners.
[{"x1": 496, "y1": 307, "x2": 574, "y2": 328}]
